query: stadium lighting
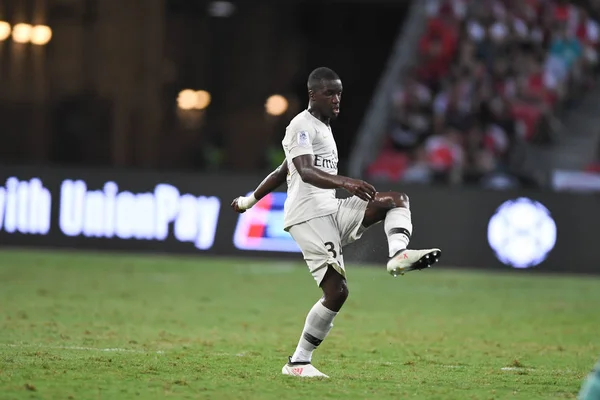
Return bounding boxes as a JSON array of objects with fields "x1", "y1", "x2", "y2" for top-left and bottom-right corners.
[
  {"x1": 265, "y1": 94, "x2": 288, "y2": 116},
  {"x1": 12, "y1": 23, "x2": 32, "y2": 43},
  {"x1": 177, "y1": 89, "x2": 211, "y2": 110},
  {"x1": 31, "y1": 25, "x2": 52, "y2": 45},
  {"x1": 0, "y1": 21, "x2": 11, "y2": 42},
  {"x1": 194, "y1": 90, "x2": 211, "y2": 110},
  {"x1": 208, "y1": 1, "x2": 236, "y2": 17},
  {"x1": 177, "y1": 89, "x2": 197, "y2": 110}
]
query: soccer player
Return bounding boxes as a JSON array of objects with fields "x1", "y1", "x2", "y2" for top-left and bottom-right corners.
[
  {"x1": 579, "y1": 358, "x2": 600, "y2": 400},
  {"x1": 231, "y1": 67, "x2": 441, "y2": 378}
]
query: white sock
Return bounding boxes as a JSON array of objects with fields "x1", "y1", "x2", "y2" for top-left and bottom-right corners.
[
  {"x1": 290, "y1": 300, "x2": 338, "y2": 363},
  {"x1": 384, "y1": 207, "x2": 413, "y2": 257}
]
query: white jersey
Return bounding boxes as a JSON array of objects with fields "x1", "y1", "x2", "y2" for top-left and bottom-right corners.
[{"x1": 282, "y1": 110, "x2": 339, "y2": 231}]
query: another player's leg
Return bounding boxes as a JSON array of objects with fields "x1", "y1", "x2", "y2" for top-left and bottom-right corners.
[
  {"x1": 282, "y1": 266, "x2": 347, "y2": 378},
  {"x1": 362, "y1": 192, "x2": 441, "y2": 276}
]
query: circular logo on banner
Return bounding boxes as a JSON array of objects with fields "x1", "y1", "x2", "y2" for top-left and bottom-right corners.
[{"x1": 487, "y1": 198, "x2": 557, "y2": 269}]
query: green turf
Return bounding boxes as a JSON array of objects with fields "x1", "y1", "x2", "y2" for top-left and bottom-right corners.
[{"x1": 0, "y1": 249, "x2": 598, "y2": 399}]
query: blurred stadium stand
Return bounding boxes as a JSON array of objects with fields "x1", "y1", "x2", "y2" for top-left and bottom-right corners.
[{"x1": 351, "y1": 0, "x2": 600, "y2": 189}]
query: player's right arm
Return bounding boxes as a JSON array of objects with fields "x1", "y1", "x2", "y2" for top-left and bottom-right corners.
[
  {"x1": 292, "y1": 155, "x2": 376, "y2": 202},
  {"x1": 231, "y1": 159, "x2": 288, "y2": 213}
]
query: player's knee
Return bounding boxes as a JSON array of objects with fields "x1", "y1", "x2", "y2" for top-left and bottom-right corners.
[
  {"x1": 324, "y1": 280, "x2": 349, "y2": 305},
  {"x1": 391, "y1": 192, "x2": 409, "y2": 209},
  {"x1": 338, "y1": 282, "x2": 349, "y2": 303}
]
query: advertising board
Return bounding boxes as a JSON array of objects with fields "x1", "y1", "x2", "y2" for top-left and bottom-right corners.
[{"x1": 0, "y1": 166, "x2": 598, "y2": 274}]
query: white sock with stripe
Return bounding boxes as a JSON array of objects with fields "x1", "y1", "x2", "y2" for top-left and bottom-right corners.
[
  {"x1": 290, "y1": 300, "x2": 337, "y2": 363},
  {"x1": 384, "y1": 207, "x2": 413, "y2": 257}
]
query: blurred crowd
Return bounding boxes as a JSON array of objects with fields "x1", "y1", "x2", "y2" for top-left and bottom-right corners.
[{"x1": 367, "y1": 0, "x2": 600, "y2": 187}]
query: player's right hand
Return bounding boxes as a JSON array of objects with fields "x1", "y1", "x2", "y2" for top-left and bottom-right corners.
[
  {"x1": 342, "y1": 178, "x2": 377, "y2": 202},
  {"x1": 231, "y1": 197, "x2": 247, "y2": 213},
  {"x1": 231, "y1": 194, "x2": 259, "y2": 213}
]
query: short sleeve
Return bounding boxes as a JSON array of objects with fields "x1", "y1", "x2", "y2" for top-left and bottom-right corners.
[{"x1": 285, "y1": 125, "x2": 314, "y2": 160}]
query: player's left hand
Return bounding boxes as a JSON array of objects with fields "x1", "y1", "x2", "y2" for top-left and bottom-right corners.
[{"x1": 231, "y1": 197, "x2": 247, "y2": 213}]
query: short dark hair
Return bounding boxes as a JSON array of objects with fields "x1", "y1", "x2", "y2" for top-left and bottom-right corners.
[{"x1": 307, "y1": 67, "x2": 340, "y2": 91}]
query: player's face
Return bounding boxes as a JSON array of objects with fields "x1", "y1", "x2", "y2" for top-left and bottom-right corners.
[{"x1": 314, "y1": 79, "x2": 343, "y2": 120}]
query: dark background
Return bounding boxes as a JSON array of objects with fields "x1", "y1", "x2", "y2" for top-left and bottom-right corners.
[{"x1": 0, "y1": 0, "x2": 409, "y2": 173}]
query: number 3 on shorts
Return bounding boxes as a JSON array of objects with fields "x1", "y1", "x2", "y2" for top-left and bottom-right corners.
[{"x1": 324, "y1": 241, "x2": 342, "y2": 258}]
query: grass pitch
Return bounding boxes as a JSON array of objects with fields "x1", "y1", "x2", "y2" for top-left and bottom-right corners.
[{"x1": 0, "y1": 249, "x2": 598, "y2": 399}]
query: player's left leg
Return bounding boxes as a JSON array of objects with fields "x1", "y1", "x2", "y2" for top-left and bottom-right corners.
[
  {"x1": 362, "y1": 192, "x2": 441, "y2": 276},
  {"x1": 283, "y1": 215, "x2": 348, "y2": 378}
]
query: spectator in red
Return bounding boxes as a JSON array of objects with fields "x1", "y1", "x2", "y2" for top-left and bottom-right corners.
[{"x1": 418, "y1": 4, "x2": 459, "y2": 87}]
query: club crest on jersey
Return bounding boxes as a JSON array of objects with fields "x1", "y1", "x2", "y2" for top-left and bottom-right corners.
[{"x1": 297, "y1": 131, "x2": 310, "y2": 147}]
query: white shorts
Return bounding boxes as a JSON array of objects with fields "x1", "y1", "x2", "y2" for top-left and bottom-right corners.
[{"x1": 288, "y1": 196, "x2": 369, "y2": 286}]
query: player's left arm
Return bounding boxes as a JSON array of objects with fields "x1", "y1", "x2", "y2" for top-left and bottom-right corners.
[{"x1": 231, "y1": 160, "x2": 288, "y2": 213}]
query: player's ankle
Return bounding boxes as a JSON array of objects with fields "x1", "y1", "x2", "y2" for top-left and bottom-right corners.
[{"x1": 291, "y1": 349, "x2": 313, "y2": 363}]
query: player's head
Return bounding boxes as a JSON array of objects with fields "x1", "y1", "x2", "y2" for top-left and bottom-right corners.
[{"x1": 307, "y1": 67, "x2": 342, "y2": 120}]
